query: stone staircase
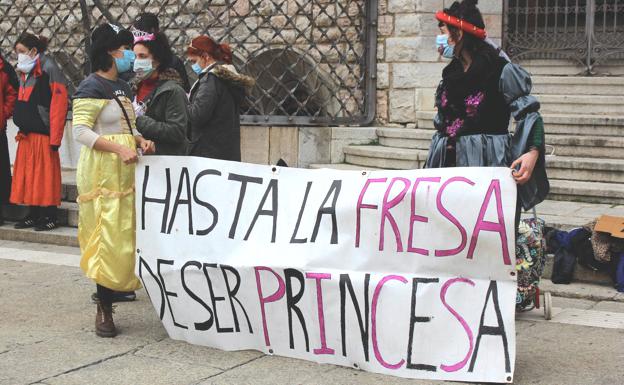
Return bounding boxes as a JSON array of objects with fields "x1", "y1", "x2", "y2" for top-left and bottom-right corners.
[
  {"x1": 1, "y1": 170, "x2": 79, "y2": 247},
  {"x1": 314, "y1": 75, "x2": 624, "y2": 208}
]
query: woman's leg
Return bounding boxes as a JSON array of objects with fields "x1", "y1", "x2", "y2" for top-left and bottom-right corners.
[
  {"x1": 96, "y1": 284, "x2": 115, "y2": 305},
  {"x1": 0, "y1": 131, "x2": 10, "y2": 225},
  {"x1": 515, "y1": 199, "x2": 522, "y2": 235},
  {"x1": 35, "y1": 206, "x2": 58, "y2": 231},
  {"x1": 14, "y1": 206, "x2": 39, "y2": 229}
]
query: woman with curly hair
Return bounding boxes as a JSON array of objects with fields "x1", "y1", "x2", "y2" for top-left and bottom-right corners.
[
  {"x1": 427, "y1": 0, "x2": 550, "y2": 311},
  {"x1": 427, "y1": 0, "x2": 548, "y2": 207},
  {"x1": 131, "y1": 27, "x2": 189, "y2": 156}
]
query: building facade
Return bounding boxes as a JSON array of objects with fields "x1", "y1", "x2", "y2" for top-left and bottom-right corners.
[{"x1": 1, "y1": 1, "x2": 622, "y2": 171}]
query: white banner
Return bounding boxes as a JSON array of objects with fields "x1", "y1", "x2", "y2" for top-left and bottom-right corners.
[{"x1": 136, "y1": 157, "x2": 517, "y2": 383}]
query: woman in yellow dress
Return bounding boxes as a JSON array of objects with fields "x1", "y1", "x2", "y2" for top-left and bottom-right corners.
[{"x1": 72, "y1": 24, "x2": 154, "y2": 338}]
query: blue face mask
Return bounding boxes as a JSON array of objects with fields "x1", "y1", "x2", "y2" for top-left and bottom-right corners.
[
  {"x1": 114, "y1": 50, "x2": 135, "y2": 73},
  {"x1": 191, "y1": 62, "x2": 203, "y2": 75},
  {"x1": 436, "y1": 34, "x2": 448, "y2": 47},
  {"x1": 436, "y1": 34, "x2": 455, "y2": 59},
  {"x1": 442, "y1": 45, "x2": 455, "y2": 59}
]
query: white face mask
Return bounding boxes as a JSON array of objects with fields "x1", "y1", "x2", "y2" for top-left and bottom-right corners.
[
  {"x1": 133, "y1": 58, "x2": 154, "y2": 80},
  {"x1": 17, "y1": 53, "x2": 38, "y2": 73}
]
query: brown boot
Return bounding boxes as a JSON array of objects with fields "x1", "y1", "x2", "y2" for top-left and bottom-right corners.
[{"x1": 95, "y1": 302, "x2": 117, "y2": 338}]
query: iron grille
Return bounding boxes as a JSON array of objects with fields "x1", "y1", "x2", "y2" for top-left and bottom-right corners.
[
  {"x1": 0, "y1": 0, "x2": 378, "y2": 126},
  {"x1": 503, "y1": 0, "x2": 624, "y2": 74}
]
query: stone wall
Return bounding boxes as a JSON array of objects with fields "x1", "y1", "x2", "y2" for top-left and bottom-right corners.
[
  {"x1": 2, "y1": 1, "x2": 504, "y2": 169},
  {"x1": 0, "y1": 0, "x2": 367, "y2": 117},
  {"x1": 375, "y1": 0, "x2": 503, "y2": 126},
  {"x1": 240, "y1": 125, "x2": 377, "y2": 168}
]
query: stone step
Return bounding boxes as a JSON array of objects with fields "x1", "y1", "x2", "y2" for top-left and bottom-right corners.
[
  {"x1": 0, "y1": 223, "x2": 79, "y2": 248},
  {"x1": 3, "y1": 202, "x2": 79, "y2": 228},
  {"x1": 522, "y1": 199, "x2": 623, "y2": 230},
  {"x1": 336, "y1": 151, "x2": 624, "y2": 183},
  {"x1": 547, "y1": 135, "x2": 624, "y2": 159},
  {"x1": 416, "y1": 111, "x2": 624, "y2": 136},
  {"x1": 531, "y1": 76, "x2": 624, "y2": 96},
  {"x1": 540, "y1": 114, "x2": 624, "y2": 136},
  {"x1": 62, "y1": 181, "x2": 78, "y2": 203},
  {"x1": 378, "y1": 127, "x2": 624, "y2": 159},
  {"x1": 549, "y1": 179, "x2": 624, "y2": 205},
  {"x1": 520, "y1": 59, "x2": 624, "y2": 76},
  {"x1": 343, "y1": 145, "x2": 428, "y2": 170},
  {"x1": 546, "y1": 156, "x2": 624, "y2": 184},
  {"x1": 536, "y1": 94, "x2": 624, "y2": 115},
  {"x1": 377, "y1": 128, "x2": 432, "y2": 150}
]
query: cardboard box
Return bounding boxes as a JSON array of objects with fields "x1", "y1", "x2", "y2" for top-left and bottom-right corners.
[{"x1": 595, "y1": 215, "x2": 624, "y2": 239}]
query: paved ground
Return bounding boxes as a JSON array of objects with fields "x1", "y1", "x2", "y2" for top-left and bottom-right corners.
[
  {"x1": 520, "y1": 199, "x2": 624, "y2": 230},
  {"x1": 1, "y1": 241, "x2": 623, "y2": 385}
]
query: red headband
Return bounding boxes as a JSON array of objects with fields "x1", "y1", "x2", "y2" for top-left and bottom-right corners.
[{"x1": 435, "y1": 11, "x2": 487, "y2": 40}]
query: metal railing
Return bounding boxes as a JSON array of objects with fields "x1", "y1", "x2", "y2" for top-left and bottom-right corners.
[
  {"x1": 0, "y1": 0, "x2": 378, "y2": 126},
  {"x1": 503, "y1": 0, "x2": 624, "y2": 74}
]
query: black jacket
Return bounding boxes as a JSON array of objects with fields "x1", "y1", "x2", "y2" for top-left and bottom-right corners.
[
  {"x1": 187, "y1": 64, "x2": 254, "y2": 161},
  {"x1": 135, "y1": 69, "x2": 189, "y2": 156},
  {"x1": 426, "y1": 61, "x2": 549, "y2": 210}
]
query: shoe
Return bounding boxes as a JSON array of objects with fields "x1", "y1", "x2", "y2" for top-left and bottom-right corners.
[
  {"x1": 91, "y1": 291, "x2": 137, "y2": 304},
  {"x1": 14, "y1": 217, "x2": 37, "y2": 229},
  {"x1": 34, "y1": 217, "x2": 58, "y2": 232},
  {"x1": 95, "y1": 302, "x2": 117, "y2": 338}
]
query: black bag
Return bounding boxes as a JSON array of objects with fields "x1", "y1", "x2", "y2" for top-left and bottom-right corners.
[
  {"x1": 615, "y1": 252, "x2": 624, "y2": 292},
  {"x1": 551, "y1": 248, "x2": 576, "y2": 284},
  {"x1": 572, "y1": 229, "x2": 611, "y2": 272}
]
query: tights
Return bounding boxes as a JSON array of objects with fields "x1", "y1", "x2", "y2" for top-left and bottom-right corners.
[
  {"x1": 96, "y1": 284, "x2": 114, "y2": 305},
  {"x1": 29, "y1": 206, "x2": 57, "y2": 220}
]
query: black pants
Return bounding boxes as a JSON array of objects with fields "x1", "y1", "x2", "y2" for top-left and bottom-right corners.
[
  {"x1": 96, "y1": 284, "x2": 115, "y2": 305},
  {"x1": 0, "y1": 131, "x2": 11, "y2": 205},
  {"x1": 515, "y1": 198, "x2": 522, "y2": 235},
  {"x1": 27, "y1": 206, "x2": 57, "y2": 220}
]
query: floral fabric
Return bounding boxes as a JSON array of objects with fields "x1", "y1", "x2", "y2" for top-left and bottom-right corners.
[{"x1": 516, "y1": 217, "x2": 546, "y2": 308}]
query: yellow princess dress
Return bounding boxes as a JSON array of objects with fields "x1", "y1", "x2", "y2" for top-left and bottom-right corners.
[{"x1": 72, "y1": 74, "x2": 142, "y2": 292}]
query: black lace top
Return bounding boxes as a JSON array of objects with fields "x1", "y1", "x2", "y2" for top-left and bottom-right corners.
[{"x1": 434, "y1": 55, "x2": 511, "y2": 138}]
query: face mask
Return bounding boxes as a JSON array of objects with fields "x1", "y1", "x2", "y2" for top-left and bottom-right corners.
[
  {"x1": 17, "y1": 53, "x2": 38, "y2": 73},
  {"x1": 436, "y1": 34, "x2": 448, "y2": 48},
  {"x1": 133, "y1": 58, "x2": 154, "y2": 79},
  {"x1": 191, "y1": 62, "x2": 203, "y2": 75},
  {"x1": 115, "y1": 50, "x2": 135, "y2": 74},
  {"x1": 442, "y1": 44, "x2": 455, "y2": 59}
]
